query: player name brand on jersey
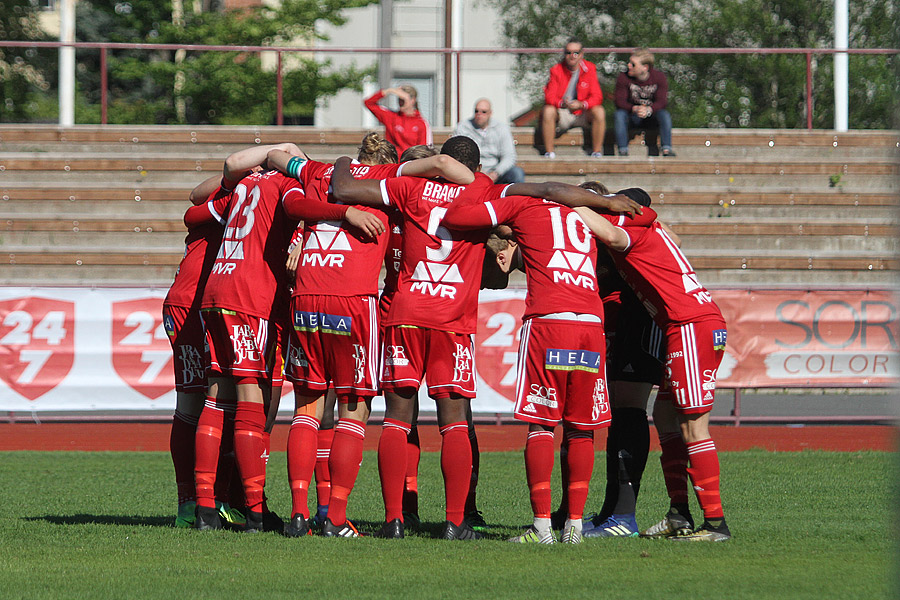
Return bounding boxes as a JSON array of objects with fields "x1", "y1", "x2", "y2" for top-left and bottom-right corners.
[
  {"x1": 410, "y1": 261, "x2": 464, "y2": 299},
  {"x1": 544, "y1": 348, "x2": 602, "y2": 373},
  {"x1": 217, "y1": 239, "x2": 244, "y2": 261},
  {"x1": 547, "y1": 250, "x2": 596, "y2": 290},
  {"x1": 302, "y1": 224, "x2": 352, "y2": 269},
  {"x1": 293, "y1": 310, "x2": 352, "y2": 336},
  {"x1": 422, "y1": 180, "x2": 464, "y2": 203},
  {"x1": 211, "y1": 261, "x2": 237, "y2": 275}
]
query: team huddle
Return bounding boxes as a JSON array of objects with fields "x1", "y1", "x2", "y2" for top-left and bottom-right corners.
[{"x1": 163, "y1": 133, "x2": 731, "y2": 544}]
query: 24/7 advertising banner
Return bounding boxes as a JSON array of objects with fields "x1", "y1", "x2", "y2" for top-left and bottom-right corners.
[{"x1": 0, "y1": 288, "x2": 895, "y2": 413}]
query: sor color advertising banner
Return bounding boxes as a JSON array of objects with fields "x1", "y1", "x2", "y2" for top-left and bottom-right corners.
[{"x1": 0, "y1": 288, "x2": 896, "y2": 413}]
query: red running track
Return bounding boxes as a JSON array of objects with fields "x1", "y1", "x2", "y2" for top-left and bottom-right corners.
[{"x1": 0, "y1": 423, "x2": 894, "y2": 452}]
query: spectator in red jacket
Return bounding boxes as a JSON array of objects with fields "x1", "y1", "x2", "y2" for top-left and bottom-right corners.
[
  {"x1": 364, "y1": 85, "x2": 433, "y2": 155},
  {"x1": 539, "y1": 38, "x2": 606, "y2": 159}
]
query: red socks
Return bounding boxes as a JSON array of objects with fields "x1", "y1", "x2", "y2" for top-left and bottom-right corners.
[
  {"x1": 315, "y1": 428, "x2": 335, "y2": 508},
  {"x1": 659, "y1": 432, "x2": 690, "y2": 506},
  {"x1": 686, "y1": 438, "x2": 724, "y2": 520},
  {"x1": 170, "y1": 410, "x2": 198, "y2": 505},
  {"x1": 287, "y1": 413, "x2": 320, "y2": 519},
  {"x1": 378, "y1": 419, "x2": 410, "y2": 522},
  {"x1": 524, "y1": 429, "x2": 555, "y2": 519},
  {"x1": 439, "y1": 421, "x2": 472, "y2": 526},
  {"x1": 326, "y1": 419, "x2": 366, "y2": 526},
  {"x1": 234, "y1": 401, "x2": 267, "y2": 514},
  {"x1": 194, "y1": 397, "x2": 234, "y2": 509},
  {"x1": 564, "y1": 429, "x2": 594, "y2": 520}
]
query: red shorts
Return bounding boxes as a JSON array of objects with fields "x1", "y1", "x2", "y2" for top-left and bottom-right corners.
[
  {"x1": 656, "y1": 318, "x2": 727, "y2": 415},
  {"x1": 162, "y1": 304, "x2": 207, "y2": 393},
  {"x1": 513, "y1": 318, "x2": 611, "y2": 430},
  {"x1": 201, "y1": 308, "x2": 281, "y2": 382},
  {"x1": 285, "y1": 295, "x2": 379, "y2": 401},
  {"x1": 380, "y1": 326, "x2": 477, "y2": 400}
]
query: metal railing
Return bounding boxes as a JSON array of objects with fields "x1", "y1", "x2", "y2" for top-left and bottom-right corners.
[{"x1": 2, "y1": 41, "x2": 898, "y2": 128}]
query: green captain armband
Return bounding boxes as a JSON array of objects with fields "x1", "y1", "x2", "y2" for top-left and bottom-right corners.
[{"x1": 286, "y1": 155, "x2": 307, "y2": 178}]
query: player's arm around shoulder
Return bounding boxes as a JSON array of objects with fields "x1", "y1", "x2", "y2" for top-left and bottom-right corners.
[
  {"x1": 400, "y1": 154, "x2": 474, "y2": 185},
  {"x1": 573, "y1": 207, "x2": 630, "y2": 251},
  {"x1": 329, "y1": 156, "x2": 386, "y2": 207}
]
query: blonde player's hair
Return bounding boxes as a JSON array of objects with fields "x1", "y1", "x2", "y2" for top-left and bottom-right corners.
[
  {"x1": 399, "y1": 144, "x2": 437, "y2": 162},
  {"x1": 578, "y1": 181, "x2": 610, "y2": 195},
  {"x1": 357, "y1": 132, "x2": 398, "y2": 165}
]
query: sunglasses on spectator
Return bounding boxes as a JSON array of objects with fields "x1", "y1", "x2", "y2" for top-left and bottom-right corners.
[
  {"x1": 474, "y1": 109, "x2": 490, "y2": 113},
  {"x1": 565, "y1": 50, "x2": 581, "y2": 55}
]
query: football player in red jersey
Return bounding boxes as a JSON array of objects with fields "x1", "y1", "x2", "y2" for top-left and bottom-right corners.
[
  {"x1": 441, "y1": 184, "x2": 652, "y2": 544},
  {"x1": 166, "y1": 144, "x2": 300, "y2": 530},
  {"x1": 189, "y1": 146, "x2": 309, "y2": 532},
  {"x1": 576, "y1": 190, "x2": 732, "y2": 542},
  {"x1": 330, "y1": 136, "x2": 495, "y2": 540}
]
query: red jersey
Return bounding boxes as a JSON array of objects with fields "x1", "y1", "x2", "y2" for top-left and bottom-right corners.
[
  {"x1": 609, "y1": 220, "x2": 723, "y2": 326},
  {"x1": 164, "y1": 186, "x2": 230, "y2": 309},
  {"x1": 378, "y1": 172, "x2": 494, "y2": 333},
  {"x1": 199, "y1": 170, "x2": 299, "y2": 320},
  {"x1": 363, "y1": 90, "x2": 433, "y2": 154},
  {"x1": 444, "y1": 192, "x2": 604, "y2": 321},
  {"x1": 286, "y1": 159, "x2": 400, "y2": 297}
]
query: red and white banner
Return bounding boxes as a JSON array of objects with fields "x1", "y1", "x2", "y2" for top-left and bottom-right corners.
[{"x1": 0, "y1": 287, "x2": 896, "y2": 413}]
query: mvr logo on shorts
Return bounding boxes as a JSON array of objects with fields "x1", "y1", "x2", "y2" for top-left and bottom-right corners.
[
  {"x1": 293, "y1": 311, "x2": 352, "y2": 336},
  {"x1": 545, "y1": 348, "x2": 602, "y2": 373}
]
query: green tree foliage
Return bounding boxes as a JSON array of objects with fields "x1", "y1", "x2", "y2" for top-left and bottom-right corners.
[
  {"x1": 1, "y1": 0, "x2": 378, "y2": 124},
  {"x1": 0, "y1": 0, "x2": 52, "y2": 122},
  {"x1": 72, "y1": 0, "x2": 377, "y2": 124},
  {"x1": 490, "y1": 0, "x2": 898, "y2": 129}
]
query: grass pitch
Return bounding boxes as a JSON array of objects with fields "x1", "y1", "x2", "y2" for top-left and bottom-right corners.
[{"x1": 0, "y1": 449, "x2": 894, "y2": 599}]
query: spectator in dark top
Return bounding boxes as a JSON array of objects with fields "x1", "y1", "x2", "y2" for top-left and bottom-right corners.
[
  {"x1": 364, "y1": 85, "x2": 433, "y2": 155},
  {"x1": 614, "y1": 49, "x2": 675, "y2": 157},
  {"x1": 454, "y1": 98, "x2": 525, "y2": 184},
  {"x1": 539, "y1": 38, "x2": 606, "y2": 159}
]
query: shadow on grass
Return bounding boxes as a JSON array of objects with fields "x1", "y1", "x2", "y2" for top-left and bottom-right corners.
[{"x1": 25, "y1": 514, "x2": 173, "y2": 527}]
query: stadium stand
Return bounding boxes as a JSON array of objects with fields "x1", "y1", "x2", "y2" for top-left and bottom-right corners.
[{"x1": 1, "y1": 125, "x2": 897, "y2": 288}]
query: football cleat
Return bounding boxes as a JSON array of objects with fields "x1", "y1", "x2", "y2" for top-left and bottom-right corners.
[
  {"x1": 195, "y1": 505, "x2": 223, "y2": 531},
  {"x1": 321, "y1": 518, "x2": 360, "y2": 538},
  {"x1": 373, "y1": 519, "x2": 405, "y2": 539},
  {"x1": 243, "y1": 510, "x2": 264, "y2": 533},
  {"x1": 670, "y1": 519, "x2": 731, "y2": 542},
  {"x1": 441, "y1": 520, "x2": 482, "y2": 541},
  {"x1": 560, "y1": 522, "x2": 583, "y2": 544},
  {"x1": 640, "y1": 507, "x2": 694, "y2": 538},
  {"x1": 584, "y1": 513, "x2": 639, "y2": 538},
  {"x1": 284, "y1": 514, "x2": 311, "y2": 538},
  {"x1": 465, "y1": 510, "x2": 488, "y2": 532},
  {"x1": 402, "y1": 512, "x2": 421, "y2": 531},
  {"x1": 175, "y1": 501, "x2": 196, "y2": 528},
  {"x1": 263, "y1": 511, "x2": 284, "y2": 533},
  {"x1": 217, "y1": 502, "x2": 246, "y2": 527},
  {"x1": 508, "y1": 526, "x2": 556, "y2": 544}
]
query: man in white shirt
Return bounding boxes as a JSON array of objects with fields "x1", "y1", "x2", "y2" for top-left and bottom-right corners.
[{"x1": 454, "y1": 98, "x2": 525, "y2": 184}]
